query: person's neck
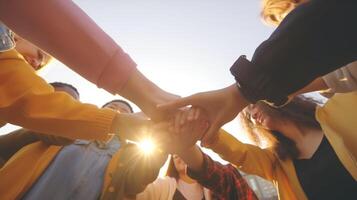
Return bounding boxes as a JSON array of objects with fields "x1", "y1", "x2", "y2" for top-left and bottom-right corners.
[
  {"x1": 179, "y1": 173, "x2": 197, "y2": 184},
  {"x1": 277, "y1": 122, "x2": 324, "y2": 159}
]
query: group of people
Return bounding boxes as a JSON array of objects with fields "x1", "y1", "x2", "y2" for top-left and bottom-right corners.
[{"x1": 0, "y1": 0, "x2": 356, "y2": 199}]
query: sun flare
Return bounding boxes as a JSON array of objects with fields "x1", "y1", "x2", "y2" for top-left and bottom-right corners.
[{"x1": 138, "y1": 138, "x2": 156, "y2": 154}]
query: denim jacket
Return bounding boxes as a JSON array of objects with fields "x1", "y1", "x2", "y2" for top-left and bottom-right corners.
[{"x1": 0, "y1": 21, "x2": 15, "y2": 52}]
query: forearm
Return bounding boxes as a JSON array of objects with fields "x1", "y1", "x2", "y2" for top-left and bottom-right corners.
[
  {"x1": 231, "y1": 0, "x2": 357, "y2": 106},
  {"x1": 0, "y1": 51, "x2": 116, "y2": 141},
  {"x1": 227, "y1": 83, "x2": 249, "y2": 113},
  {"x1": 0, "y1": 129, "x2": 38, "y2": 160},
  {"x1": 290, "y1": 77, "x2": 328, "y2": 97},
  {"x1": 209, "y1": 129, "x2": 275, "y2": 180},
  {"x1": 111, "y1": 113, "x2": 153, "y2": 142},
  {"x1": 186, "y1": 151, "x2": 258, "y2": 199},
  {"x1": 291, "y1": 62, "x2": 357, "y2": 97},
  {"x1": 120, "y1": 70, "x2": 169, "y2": 119},
  {"x1": 321, "y1": 62, "x2": 357, "y2": 94},
  {"x1": 176, "y1": 145, "x2": 204, "y2": 172}
]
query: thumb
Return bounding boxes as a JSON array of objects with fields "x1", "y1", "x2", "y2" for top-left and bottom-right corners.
[{"x1": 201, "y1": 119, "x2": 221, "y2": 147}]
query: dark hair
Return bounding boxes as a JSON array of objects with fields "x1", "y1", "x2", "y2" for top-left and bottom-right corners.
[
  {"x1": 50, "y1": 82, "x2": 80, "y2": 98},
  {"x1": 101, "y1": 99, "x2": 134, "y2": 113},
  {"x1": 241, "y1": 95, "x2": 321, "y2": 160},
  {"x1": 166, "y1": 155, "x2": 180, "y2": 180}
]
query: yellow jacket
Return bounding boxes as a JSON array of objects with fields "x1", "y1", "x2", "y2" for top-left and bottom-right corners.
[
  {"x1": 210, "y1": 92, "x2": 357, "y2": 200},
  {"x1": 0, "y1": 50, "x2": 115, "y2": 141},
  {"x1": 0, "y1": 141, "x2": 121, "y2": 199}
]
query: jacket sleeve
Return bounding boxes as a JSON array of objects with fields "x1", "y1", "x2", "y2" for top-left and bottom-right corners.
[
  {"x1": 209, "y1": 129, "x2": 277, "y2": 181},
  {"x1": 0, "y1": 128, "x2": 38, "y2": 161},
  {"x1": 0, "y1": 0, "x2": 136, "y2": 94},
  {"x1": 230, "y1": 0, "x2": 357, "y2": 106},
  {"x1": 0, "y1": 50, "x2": 115, "y2": 141},
  {"x1": 0, "y1": 128, "x2": 73, "y2": 162},
  {"x1": 187, "y1": 153, "x2": 258, "y2": 200}
]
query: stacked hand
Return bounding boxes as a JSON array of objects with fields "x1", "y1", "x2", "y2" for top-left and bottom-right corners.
[
  {"x1": 116, "y1": 84, "x2": 248, "y2": 156},
  {"x1": 152, "y1": 107, "x2": 209, "y2": 154},
  {"x1": 157, "y1": 84, "x2": 248, "y2": 146}
]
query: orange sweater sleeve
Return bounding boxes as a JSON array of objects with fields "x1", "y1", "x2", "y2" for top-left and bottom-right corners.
[
  {"x1": 0, "y1": 0, "x2": 136, "y2": 94},
  {"x1": 0, "y1": 50, "x2": 115, "y2": 141},
  {"x1": 209, "y1": 129, "x2": 277, "y2": 181}
]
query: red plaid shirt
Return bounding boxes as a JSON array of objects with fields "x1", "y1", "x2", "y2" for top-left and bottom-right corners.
[{"x1": 187, "y1": 153, "x2": 258, "y2": 200}]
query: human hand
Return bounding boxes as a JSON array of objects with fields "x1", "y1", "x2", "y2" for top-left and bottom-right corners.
[
  {"x1": 157, "y1": 84, "x2": 248, "y2": 146},
  {"x1": 152, "y1": 107, "x2": 208, "y2": 154},
  {"x1": 112, "y1": 112, "x2": 153, "y2": 142},
  {"x1": 34, "y1": 132, "x2": 74, "y2": 146}
]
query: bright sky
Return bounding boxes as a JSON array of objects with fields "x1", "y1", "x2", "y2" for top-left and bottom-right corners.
[{"x1": 1, "y1": 0, "x2": 312, "y2": 163}]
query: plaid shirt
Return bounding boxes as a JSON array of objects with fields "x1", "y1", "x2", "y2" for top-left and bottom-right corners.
[{"x1": 187, "y1": 153, "x2": 258, "y2": 200}]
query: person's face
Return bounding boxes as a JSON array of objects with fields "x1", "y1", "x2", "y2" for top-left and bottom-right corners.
[
  {"x1": 104, "y1": 101, "x2": 132, "y2": 114},
  {"x1": 172, "y1": 154, "x2": 187, "y2": 174},
  {"x1": 245, "y1": 104, "x2": 279, "y2": 131},
  {"x1": 14, "y1": 36, "x2": 49, "y2": 70},
  {"x1": 54, "y1": 86, "x2": 79, "y2": 100}
]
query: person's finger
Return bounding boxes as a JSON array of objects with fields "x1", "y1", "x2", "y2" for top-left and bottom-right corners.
[
  {"x1": 174, "y1": 111, "x2": 183, "y2": 134},
  {"x1": 201, "y1": 119, "x2": 222, "y2": 146},
  {"x1": 152, "y1": 123, "x2": 172, "y2": 144},
  {"x1": 195, "y1": 119, "x2": 209, "y2": 137},
  {"x1": 150, "y1": 122, "x2": 170, "y2": 142},
  {"x1": 152, "y1": 121, "x2": 170, "y2": 131},
  {"x1": 187, "y1": 107, "x2": 195, "y2": 121},
  {"x1": 179, "y1": 120, "x2": 195, "y2": 137},
  {"x1": 180, "y1": 109, "x2": 189, "y2": 126},
  {"x1": 193, "y1": 107, "x2": 201, "y2": 120},
  {"x1": 157, "y1": 95, "x2": 198, "y2": 111},
  {"x1": 168, "y1": 120, "x2": 174, "y2": 133}
]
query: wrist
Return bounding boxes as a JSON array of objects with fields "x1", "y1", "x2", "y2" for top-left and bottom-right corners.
[
  {"x1": 177, "y1": 146, "x2": 204, "y2": 172},
  {"x1": 120, "y1": 69, "x2": 157, "y2": 110},
  {"x1": 120, "y1": 69, "x2": 170, "y2": 118},
  {"x1": 227, "y1": 83, "x2": 249, "y2": 111},
  {"x1": 111, "y1": 113, "x2": 149, "y2": 141}
]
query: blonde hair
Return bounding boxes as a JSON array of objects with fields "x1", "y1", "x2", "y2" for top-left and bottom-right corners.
[{"x1": 261, "y1": 0, "x2": 307, "y2": 26}]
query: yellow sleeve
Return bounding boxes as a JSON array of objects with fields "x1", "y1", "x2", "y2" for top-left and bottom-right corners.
[
  {"x1": 0, "y1": 50, "x2": 115, "y2": 141},
  {"x1": 209, "y1": 129, "x2": 277, "y2": 181}
]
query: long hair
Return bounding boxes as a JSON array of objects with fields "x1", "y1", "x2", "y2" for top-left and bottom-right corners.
[
  {"x1": 241, "y1": 95, "x2": 321, "y2": 160},
  {"x1": 166, "y1": 155, "x2": 180, "y2": 180},
  {"x1": 261, "y1": 0, "x2": 307, "y2": 26}
]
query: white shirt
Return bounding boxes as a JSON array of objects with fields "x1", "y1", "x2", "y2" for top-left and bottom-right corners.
[{"x1": 177, "y1": 179, "x2": 204, "y2": 200}]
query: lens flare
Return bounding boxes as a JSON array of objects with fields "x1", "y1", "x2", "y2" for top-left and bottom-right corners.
[{"x1": 138, "y1": 138, "x2": 155, "y2": 154}]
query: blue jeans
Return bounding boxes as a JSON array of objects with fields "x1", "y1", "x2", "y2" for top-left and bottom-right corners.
[{"x1": 0, "y1": 22, "x2": 15, "y2": 52}]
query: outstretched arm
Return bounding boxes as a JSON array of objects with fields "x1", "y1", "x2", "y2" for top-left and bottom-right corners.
[
  {"x1": 158, "y1": 84, "x2": 248, "y2": 145},
  {"x1": 0, "y1": 0, "x2": 179, "y2": 120},
  {"x1": 231, "y1": 0, "x2": 357, "y2": 105},
  {"x1": 158, "y1": 0, "x2": 357, "y2": 144}
]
